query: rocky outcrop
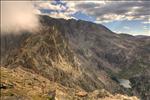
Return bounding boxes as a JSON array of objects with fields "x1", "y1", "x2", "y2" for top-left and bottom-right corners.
[{"x1": 1, "y1": 67, "x2": 139, "y2": 100}]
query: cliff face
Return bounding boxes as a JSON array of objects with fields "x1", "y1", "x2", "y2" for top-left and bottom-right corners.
[
  {"x1": 2, "y1": 26, "x2": 117, "y2": 92},
  {"x1": 39, "y1": 15, "x2": 150, "y2": 78},
  {"x1": 1, "y1": 15, "x2": 150, "y2": 100}
]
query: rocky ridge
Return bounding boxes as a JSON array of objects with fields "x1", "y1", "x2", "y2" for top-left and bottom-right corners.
[{"x1": 1, "y1": 66, "x2": 139, "y2": 100}]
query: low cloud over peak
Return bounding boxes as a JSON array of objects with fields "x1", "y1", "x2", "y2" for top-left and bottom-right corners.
[{"x1": 1, "y1": 1, "x2": 39, "y2": 34}]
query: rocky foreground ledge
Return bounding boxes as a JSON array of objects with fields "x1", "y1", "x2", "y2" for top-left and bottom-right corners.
[{"x1": 1, "y1": 66, "x2": 139, "y2": 100}]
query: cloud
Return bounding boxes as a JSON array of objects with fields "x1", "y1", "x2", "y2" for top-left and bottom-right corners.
[
  {"x1": 142, "y1": 21, "x2": 150, "y2": 24},
  {"x1": 34, "y1": 1, "x2": 66, "y2": 11},
  {"x1": 34, "y1": 1, "x2": 149, "y2": 24},
  {"x1": 123, "y1": 26, "x2": 130, "y2": 30},
  {"x1": 143, "y1": 26, "x2": 148, "y2": 30},
  {"x1": 74, "y1": 1, "x2": 150, "y2": 23},
  {"x1": 34, "y1": 1, "x2": 74, "y2": 19},
  {"x1": 33, "y1": 1, "x2": 149, "y2": 36},
  {"x1": 47, "y1": 11, "x2": 75, "y2": 19},
  {"x1": 1, "y1": 1, "x2": 39, "y2": 34}
]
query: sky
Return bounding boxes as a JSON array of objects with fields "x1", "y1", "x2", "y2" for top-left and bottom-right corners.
[{"x1": 1, "y1": 0, "x2": 150, "y2": 36}]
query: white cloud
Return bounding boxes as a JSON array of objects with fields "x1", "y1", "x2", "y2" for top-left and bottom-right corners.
[
  {"x1": 142, "y1": 21, "x2": 150, "y2": 24},
  {"x1": 33, "y1": 1, "x2": 110, "y2": 20},
  {"x1": 48, "y1": 12, "x2": 75, "y2": 20},
  {"x1": 33, "y1": 1, "x2": 150, "y2": 26},
  {"x1": 123, "y1": 26, "x2": 130, "y2": 30},
  {"x1": 113, "y1": 30, "x2": 122, "y2": 34},
  {"x1": 73, "y1": 1, "x2": 150, "y2": 23},
  {"x1": 34, "y1": 1, "x2": 66, "y2": 11},
  {"x1": 1, "y1": 1, "x2": 39, "y2": 34},
  {"x1": 34, "y1": 1, "x2": 76, "y2": 19},
  {"x1": 143, "y1": 26, "x2": 150, "y2": 31},
  {"x1": 34, "y1": 9, "x2": 41, "y2": 14}
]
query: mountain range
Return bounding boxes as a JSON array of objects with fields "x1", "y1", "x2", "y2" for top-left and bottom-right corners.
[{"x1": 1, "y1": 15, "x2": 150, "y2": 100}]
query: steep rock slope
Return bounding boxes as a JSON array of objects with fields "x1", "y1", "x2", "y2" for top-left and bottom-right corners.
[
  {"x1": 41, "y1": 16, "x2": 150, "y2": 100},
  {"x1": 130, "y1": 75, "x2": 150, "y2": 100},
  {"x1": 38, "y1": 15, "x2": 150, "y2": 99},
  {"x1": 4, "y1": 26, "x2": 116, "y2": 92},
  {"x1": 1, "y1": 15, "x2": 150, "y2": 99},
  {"x1": 39, "y1": 15, "x2": 150, "y2": 78}
]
